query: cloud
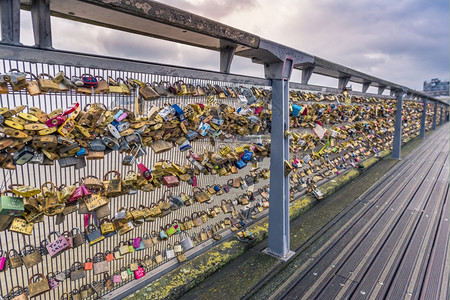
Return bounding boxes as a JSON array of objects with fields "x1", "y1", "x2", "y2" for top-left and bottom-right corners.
[{"x1": 16, "y1": 0, "x2": 449, "y2": 91}]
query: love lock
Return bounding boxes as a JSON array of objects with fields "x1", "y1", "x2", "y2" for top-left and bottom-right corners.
[{"x1": 102, "y1": 136, "x2": 120, "y2": 150}]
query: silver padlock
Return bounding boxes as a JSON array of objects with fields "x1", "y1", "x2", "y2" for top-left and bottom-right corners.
[
  {"x1": 158, "y1": 106, "x2": 176, "y2": 121},
  {"x1": 180, "y1": 232, "x2": 194, "y2": 251},
  {"x1": 166, "y1": 245, "x2": 175, "y2": 260},
  {"x1": 107, "y1": 124, "x2": 121, "y2": 139},
  {"x1": 122, "y1": 145, "x2": 141, "y2": 166},
  {"x1": 116, "y1": 122, "x2": 130, "y2": 132},
  {"x1": 29, "y1": 151, "x2": 44, "y2": 164}
]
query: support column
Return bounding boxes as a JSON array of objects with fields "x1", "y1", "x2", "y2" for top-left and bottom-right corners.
[
  {"x1": 263, "y1": 57, "x2": 294, "y2": 260},
  {"x1": 392, "y1": 89, "x2": 404, "y2": 159},
  {"x1": 31, "y1": 0, "x2": 53, "y2": 48},
  {"x1": 439, "y1": 105, "x2": 443, "y2": 125},
  {"x1": 419, "y1": 98, "x2": 427, "y2": 138},
  {"x1": 1, "y1": 0, "x2": 21, "y2": 45},
  {"x1": 266, "y1": 78, "x2": 290, "y2": 258},
  {"x1": 432, "y1": 102, "x2": 437, "y2": 130}
]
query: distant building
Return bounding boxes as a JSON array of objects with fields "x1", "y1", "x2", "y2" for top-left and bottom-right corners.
[{"x1": 423, "y1": 78, "x2": 449, "y2": 97}]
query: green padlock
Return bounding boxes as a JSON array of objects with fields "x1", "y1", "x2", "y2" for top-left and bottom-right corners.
[
  {"x1": 128, "y1": 240, "x2": 135, "y2": 253},
  {"x1": 0, "y1": 190, "x2": 24, "y2": 216},
  {"x1": 127, "y1": 267, "x2": 133, "y2": 276}
]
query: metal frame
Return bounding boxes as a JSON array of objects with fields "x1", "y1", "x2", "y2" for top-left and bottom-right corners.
[
  {"x1": 419, "y1": 97, "x2": 428, "y2": 138},
  {"x1": 0, "y1": 0, "x2": 447, "y2": 267},
  {"x1": 392, "y1": 89, "x2": 405, "y2": 159}
]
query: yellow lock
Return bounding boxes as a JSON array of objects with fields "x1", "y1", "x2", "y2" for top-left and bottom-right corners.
[
  {"x1": 24, "y1": 123, "x2": 47, "y2": 131},
  {"x1": 18, "y1": 113, "x2": 39, "y2": 122},
  {"x1": 75, "y1": 125, "x2": 91, "y2": 138},
  {"x1": 4, "y1": 119, "x2": 24, "y2": 130},
  {"x1": 38, "y1": 127, "x2": 57, "y2": 135}
]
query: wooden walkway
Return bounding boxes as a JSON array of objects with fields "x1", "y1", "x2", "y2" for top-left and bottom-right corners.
[{"x1": 281, "y1": 125, "x2": 450, "y2": 300}]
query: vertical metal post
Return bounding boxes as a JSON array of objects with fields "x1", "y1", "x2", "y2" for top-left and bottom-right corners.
[
  {"x1": 432, "y1": 102, "x2": 437, "y2": 130},
  {"x1": 266, "y1": 78, "x2": 291, "y2": 258},
  {"x1": 0, "y1": 0, "x2": 21, "y2": 45},
  {"x1": 439, "y1": 106, "x2": 443, "y2": 125},
  {"x1": 419, "y1": 98, "x2": 427, "y2": 138},
  {"x1": 31, "y1": 0, "x2": 53, "y2": 48},
  {"x1": 392, "y1": 89, "x2": 404, "y2": 159},
  {"x1": 259, "y1": 57, "x2": 295, "y2": 260}
]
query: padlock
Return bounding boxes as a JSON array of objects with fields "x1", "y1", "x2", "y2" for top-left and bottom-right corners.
[
  {"x1": 154, "y1": 250, "x2": 163, "y2": 264},
  {"x1": 71, "y1": 262, "x2": 85, "y2": 281},
  {"x1": 85, "y1": 224, "x2": 104, "y2": 245}
]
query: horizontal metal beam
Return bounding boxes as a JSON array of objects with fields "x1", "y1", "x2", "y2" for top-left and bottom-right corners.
[
  {"x1": 0, "y1": 44, "x2": 448, "y2": 106},
  {"x1": 21, "y1": 0, "x2": 259, "y2": 51},
  {"x1": 0, "y1": 44, "x2": 270, "y2": 86}
]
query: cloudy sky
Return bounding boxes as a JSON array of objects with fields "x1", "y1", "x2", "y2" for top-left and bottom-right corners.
[{"x1": 18, "y1": 0, "x2": 449, "y2": 92}]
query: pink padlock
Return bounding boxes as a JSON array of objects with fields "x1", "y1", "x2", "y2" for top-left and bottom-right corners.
[
  {"x1": 191, "y1": 176, "x2": 197, "y2": 187},
  {"x1": 47, "y1": 272, "x2": 60, "y2": 290},
  {"x1": 137, "y1": 162, "x2": 152, "y2": 180},
  {"x1": 113, "y1": 272, "x2": 122, "y2": 283},
  {"x1": 133, "y1": 237, "x2": 141, "y2": 249},
  {"x1": 68, "y1": 185, "x2": 84, "y2": 203},
  {"x1": 81, "y1": 184, "x2": 91, "y2": 196},
  {"x1": 0, "y1": 251, "x2": 6, "y2": 271},
  {"x1": 134, "y1": 266, "x2": 145, "y2": 279},
  {"x1": 46, "y1": 231, "x2": 71, "y2": 257},
  {"x1": 116, "y1": 111, "x2": 128, "y2": 122}
]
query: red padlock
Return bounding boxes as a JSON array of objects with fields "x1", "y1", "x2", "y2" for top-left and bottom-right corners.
[
  {"x1": 105, "y1": 250, "x2": 115, "y2": 262},
  {"x1": 46, "y1": 114, "x2": 66, "y2": 128},
  {"x1": 84, "y1": 258, "x2": 93, "y2": 270}
]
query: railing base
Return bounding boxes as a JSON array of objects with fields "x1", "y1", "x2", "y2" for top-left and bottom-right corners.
[{"x1": 262, "y1": 248, "x2": 295, "y2": 262}]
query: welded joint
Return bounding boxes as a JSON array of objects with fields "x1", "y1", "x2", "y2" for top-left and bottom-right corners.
[
  {"x1": 301, "y1": 66, "x2": 315, "y2": 84},
  {"x1": 219, "y1": 40, "x2": 236, "y2": 74},
  {"x1": 338, "y1": 75, "x2": 350, "y2": 91},
  {"x1": 378, "y1": 85, "x2": 386, "y2": 95},
  {"x1": 362, "y1": 80, "x2": 371, "y2": 93}
]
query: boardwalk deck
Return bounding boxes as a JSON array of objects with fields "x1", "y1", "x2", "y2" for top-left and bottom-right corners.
[{"x1": 281, "y1": 125, "x2": 450, "y2": 300}]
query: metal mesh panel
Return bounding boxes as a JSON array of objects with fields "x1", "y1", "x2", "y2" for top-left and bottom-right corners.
[{"x1": 0, "y1": 59, "x2": 271, "y2": 299}]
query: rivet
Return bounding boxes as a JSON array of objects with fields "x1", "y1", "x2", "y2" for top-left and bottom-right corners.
[
  {"x1": 360, "y1": 291, "x2": 366, "y2": 295},
  {"x1": 313, "y1": 272, "x2": 318, "y2": 276}
]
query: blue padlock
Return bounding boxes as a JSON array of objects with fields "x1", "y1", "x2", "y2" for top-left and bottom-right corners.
[
  {"x1": 241, "y1": 150, "x2": 253, "y2": 162},
  {"x1": 291, "y1": 104, "x2": 302, "y2": 117},
  {"x1": 76, "y1": 148, "x2": 87, "y2": 156},
  {"x1": 172, "y1": 104, "x2": 186, "y2": 122}
]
